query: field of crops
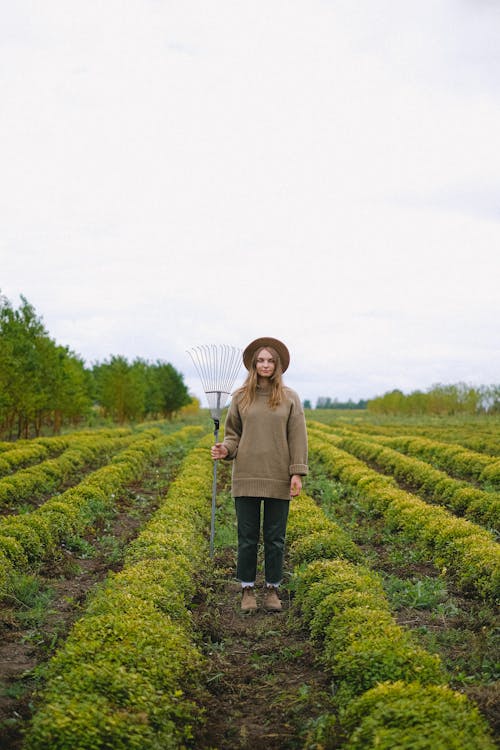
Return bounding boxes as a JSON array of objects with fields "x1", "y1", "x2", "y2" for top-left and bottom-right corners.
[{"x1": 0, "y1": 412, "x2": 498, "y2": 749}]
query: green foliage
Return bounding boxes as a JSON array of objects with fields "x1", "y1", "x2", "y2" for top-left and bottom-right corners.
[
  {"x1": 292, "y1": 556, "x2": 446, "y2": 703},
  {"x1": 92, "y1": 357, "x2": 191, "y2": 424},
  {"x1": 336, "y1": 435, "x2": 500, "y2": 529},
  {"x1": 92, "y1": 356, "x2": 147, "y2": 424},
  {"x1": 310, "y1": 591, "x2": 390, "y2": 641},
  {"x1": 0, "y1": 443, "x2": 49, "y2": 477},
  {"x1": 0, "y1": 426, "x2": 204, "y2": 595},
  {"x1": 342, "y1": 681, "x2": 496, "y2": 749},
  {"x1": 24, "y1": 433, "x2": 213, "y2": 749},
  {"x1": 289, "y1": 503, "x2": 494, "y2": 749},
  {"x1": 0, "y1": 293, "x2": 92, "y2": 438},
  {"x1": 329, "y1": 627, "x2": 443, "y2": 705},
  {"x1": 382, "y1": 574, "x2": 449, "y2": 610},
  {"x1": 287, "y1": 493, "x2": 362, "y2": 566},
  {"x1": 367, "y1": 382, "x2": 499, "y2": 416},
  {"x1": 315, "y1": 397, "x2": 368, "y2": 409},
  {"x1": 480, "y1": 459, "x2": 500, "y2": 488},
  {"x1": 0, "y1": 432, "x2": 134, "y2": 509},
  {"x1": 0, "y1": 292, "x2": 194, "y2": 438},
  {"x1": 8, "y1": 573, "x2": 54, "y2": 627},
  {"x1": 379, "y1": 434, "x2": 497, "y2": 486},
  {"x1": 308, "y1": 429, "x2": 500, "y2": 600}
]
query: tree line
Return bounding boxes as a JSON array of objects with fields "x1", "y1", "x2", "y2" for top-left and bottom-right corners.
[
  {"x1": 367, "y1": 383, "x2": 500, "y2": 416},
  {"x1": 305, "y1": 397, "x2": 368, "y2": 410},
  {"x1": 0, "y1": 294, "x2": 191, "y2": 439}
]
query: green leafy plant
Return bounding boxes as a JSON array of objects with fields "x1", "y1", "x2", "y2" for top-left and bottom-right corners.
[
  {"x1": 382, "y1": 574, "x2": 449, "y2": 610},
  {"x1": 24, "y1": 433, "x2": 213, "y2": 750}
]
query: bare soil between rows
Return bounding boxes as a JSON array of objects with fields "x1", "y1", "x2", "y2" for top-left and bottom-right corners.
[{"x1": 192, "y1": 548, "x2": 336, "y2": 750}]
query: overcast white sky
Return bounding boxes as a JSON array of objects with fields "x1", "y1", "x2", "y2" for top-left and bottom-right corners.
[{"x1": 1, "y1": 1, "x2": 499, "y2": 405}]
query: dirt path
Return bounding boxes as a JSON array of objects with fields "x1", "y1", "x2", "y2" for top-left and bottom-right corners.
[{"x1": 193, "y1": 550, "x2": 336, "y2": 750}]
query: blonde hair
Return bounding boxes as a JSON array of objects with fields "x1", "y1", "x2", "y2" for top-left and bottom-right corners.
[{"x1": 237, "y1": 346, "x2": 285, "y2": 411}]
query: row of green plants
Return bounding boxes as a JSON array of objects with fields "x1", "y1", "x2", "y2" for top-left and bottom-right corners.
[
  {"x1": 307, "y1": 428, "x2": 500, "y2": 600},
  {"x1": 0, "y1": 433, "x2": 137, "y2": 509},
  {"x1": 382, "y1": 427, "x2": 500, "y2": 457},
  {"x1": 331, "y1": 433, "x2": 500, "y2": 530},
  {"x1": 309, "y1": 420, "x2": 500, "y2": 487},
  {"x1": 287, "y1": 494, "x2": 494, "y2": 750},
  {"x1": 286, "y1": 491, "x2": 362, "y2": 566},
  {"x1": 416, "y1": 430, "x2": 500, "y2": 457},
  {"x1": 302, "y1": 419, "x2": 500, "y2": 491},
  {"x1": 315, "y1": 420, "x2": 500, "y2": 488},
  {"x1": 0, "y1": 426, "x2": 203, "y2": 596},
  {"x1": 24, "y1": 432, "x2": 212, "y2": 749},
  {"x1": 286, "y1": 493, "x2": 495, "y2": 748},
  {"x1": 308, "y1": 420, "x2": 500, "y2": 523},
  {"x1": 0, "y1": 427, "x2": 133, "y2": 458},
  {"x1": 307, "y1": 414, "x2": 500, "y2": 457},
  {"x1": 293, "y1": 561, "x2": 494, "y2": 749},
  {"x1": 0, "y1": 443, "x2": 54, "y2": 476},
  {"x1": 375, "y1": 434, "x2": 500, "y2": 489}
]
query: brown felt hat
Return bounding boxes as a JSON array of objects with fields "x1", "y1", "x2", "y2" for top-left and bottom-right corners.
[{"x1": 243, "y1": 337, "x2": 290, "y2": 372}]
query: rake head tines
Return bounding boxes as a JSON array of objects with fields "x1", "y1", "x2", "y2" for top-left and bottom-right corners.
[{"x1": 187, "y1": 344, "x2": 242, "y2": 420}]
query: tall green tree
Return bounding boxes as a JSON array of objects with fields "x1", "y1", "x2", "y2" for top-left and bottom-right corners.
[
  {"x1": 152, "y1": 360, "x2": 191, "y2": 419},
  {"x1": 92, "y1": 356, "x2": 146, "y2": 424},
  {"x1": 0, "y1": 294, "x2": 46, "y2": 436},
  {"x1": 0, "y1": 294, "x2": 91, "y2": 437},
  {"x1": 1, "y1": 293, "x2": 193, "y2": 436},
  {"x1": 91, "y1": 357, "x2": 191, "y2": 422}
]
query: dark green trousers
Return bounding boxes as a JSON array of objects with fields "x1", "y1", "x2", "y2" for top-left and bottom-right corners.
[{"x1": 234, "y1": 497, "x2": 290, "y2": 585}]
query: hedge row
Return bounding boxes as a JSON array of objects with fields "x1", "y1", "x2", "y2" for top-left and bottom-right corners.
[
  {"x1": 340, "y1": 681, "x2": 496, "y2": 750},
  {"x1": 335, "y1": 435, "x2": 500, "y2": 530},
  {"x1": 308, "y1": 429, "x2": 500, "y2": 600},
  {"x1": 24, "y1": 433, "x2": 213, "y2": 750},
  {"x1": 0, "y1": 428, "x2": 133, "y2": 457},
  {"x1": 408, "y1": 429, "x2": 500, "y2": 458},
  {"x1": 0, "y1": 426, "x2": 203, "y2": 595},
  {"x1": 286, "y1": 491, "x2": 362, "y2": 565},
  {"x1": 375, "y1": 434, "x2": 500, "y2": 490},
  {"x1": 307, "y1": 419, "x2": 500, "y2": 489},
  {"x1": 0, "y1": 443, "x2": 53, "y2": 476},
  {"x1": 310, "y1": 419, "x2": 500, "y2": 456},
  {"x1": 0, "y1": 438, "x2": 68, "y2": 455},
  {"x1": 287, "y1": 501, "x2": 495, "y2": 748},
  {"x1": 0, "y1": 433, "x2": 138, "y2": 509},
  {"x1": 293, "y1": 560, "x2": 494, "y2": 748},
  {"x1": 0, "y1": 429, "x2": 131, "y2": 477}
]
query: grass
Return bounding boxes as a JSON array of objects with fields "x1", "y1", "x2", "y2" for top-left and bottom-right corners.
[
  {"x1": 64, "y1": 534, "x2": 96, "y2": 559},
  {"x1": 382, "y1": 574, "x2": 449, "y2": 610},
  {"x1": 7, "y1": 574, "x2": 54, "y2": 628}
]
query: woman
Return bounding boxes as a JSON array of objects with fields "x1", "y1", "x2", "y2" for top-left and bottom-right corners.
[{"x1": 211, "y1": 337, "x2": 308, "y2": 613}]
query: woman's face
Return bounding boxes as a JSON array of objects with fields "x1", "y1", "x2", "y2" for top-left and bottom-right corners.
[{"x1": 255, "y1": 348, "x2": 276, "y2": 380}]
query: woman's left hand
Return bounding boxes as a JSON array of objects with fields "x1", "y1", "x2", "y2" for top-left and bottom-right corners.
[{"x1": 290, "y1": 474, "x2": 302, "y2": 497}]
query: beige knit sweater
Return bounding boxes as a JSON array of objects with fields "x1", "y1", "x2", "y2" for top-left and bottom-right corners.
[{"x1": 222, "y1": 384, "x2": 308, "y2": 500}]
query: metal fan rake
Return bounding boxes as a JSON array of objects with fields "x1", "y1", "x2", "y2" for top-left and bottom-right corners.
[{"x1": 187, "y1": 344, "x2": 242, "y2": 556}]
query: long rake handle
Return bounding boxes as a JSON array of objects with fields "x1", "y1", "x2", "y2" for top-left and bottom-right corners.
[{"x1": 210, "y1": 421, "x2": 220, "y2": 558}]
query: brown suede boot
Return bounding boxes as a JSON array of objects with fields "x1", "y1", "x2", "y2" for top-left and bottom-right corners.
[
  {"x1": 263, "y1": 585, "x2": 282, "y2": 612},
  {"x1": 241, "y1": 586, "x2": 257, "y2": 613}
]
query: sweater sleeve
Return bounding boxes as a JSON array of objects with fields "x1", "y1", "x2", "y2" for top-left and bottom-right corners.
[
  {"x1": 222, "y1": 396, "x2": 242, "y2": 460},
  {"x1": 287, "y1": 391, "x2": 308, "y2": 476}
]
